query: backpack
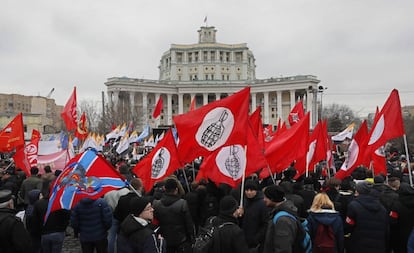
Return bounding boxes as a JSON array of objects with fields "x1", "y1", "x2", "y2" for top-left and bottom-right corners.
[
  {"x1": 192, "y1": 216, "x2": 233, "y2": 253},
  {"x1": 313, "y1": 223, "x2": 336, "y2": 253},
  {"x1": 273, "y1": 211, "x2": 312, "y2": 253}
]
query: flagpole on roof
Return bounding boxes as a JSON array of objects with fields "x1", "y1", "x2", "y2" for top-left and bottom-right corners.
[{"x1": 403, "y1": 134, "x2": 413, "y2": 187}]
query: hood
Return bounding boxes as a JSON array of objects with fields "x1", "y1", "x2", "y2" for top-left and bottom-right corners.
[
  {"x1": 274, "y1": 199, "x2": 298, "y2": 216},
  {"x1": 160, "y1": 193, "x2": 181, "y2": 206},
  {"x1": 309, "y1": 210, "x2": 339, "y2": 225},
  {"x1": 398, "y1": 183, "x2": 414, "y2": 208},
  {"x1": 354, "y1": 195, "x2": 382, "y2": 212},
  {"x1": 28, "y1": 189, "x2": 41, "y2": 205},
  {"x1": 79, "y1": 197, "x2": 95, "y2": 205},
  {"x1": 120, "y1": 215, "x2": 145, "y2": 237}
]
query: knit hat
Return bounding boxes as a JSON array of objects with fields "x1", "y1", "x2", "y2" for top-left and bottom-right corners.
[
  {"x1": 355, "y1": 181, "x2": 372, "y2": 195},
  {"x1": 244, "y1": 179, "x2": 259, "y2": 191},
  {"x1": 374, "y1": 175, "x2": 385, "y2": 184},
  {"x1": 0, "y1": 190, "x2": 12, "y2": 204},
  {"x1": 219, "y1": 195, "x2": 239, "y2": 216},
  {"x1": 130, "y1": 196, "x2": 150, "y2": 216},
  {"x1": 264, "y1": 185, "x2": 285, "y2": 202}
]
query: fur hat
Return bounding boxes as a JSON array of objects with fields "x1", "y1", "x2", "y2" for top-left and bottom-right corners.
[
  {"x1": 219, "y1": 195, "x2": 239, "y2": 215},
  {"x1": 264, "y1": 185, "x2": 285, "y2": 202}
]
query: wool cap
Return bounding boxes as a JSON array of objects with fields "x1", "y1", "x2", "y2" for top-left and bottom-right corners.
[
  {"x1": 0, "y1": 190, "x2": 12, "y2": 204},
  {"x1": 356, "y1": 181, "x2": 373, "y2": 195},
  {"x1": 244, "y1": 179, "x2": 259, "y2": 191},
  {"x1": 264, "y1": 185, "x2": 285, "y2": 203},
  {"x1": 219, "y1": 195, "x2": 239, "y2": 215},
  {"x1": 130, "y1": 196, "x2": 150, "y2": 216},
  {"x1": 374, "y1": 175, "x2": 385, "y2": 184}
]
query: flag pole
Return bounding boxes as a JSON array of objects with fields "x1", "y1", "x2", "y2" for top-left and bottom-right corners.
[
  {"x1": 239, "y1": 145, "x2": 247, "y2": 207},
  {"x1": 181, "y1": 167, "x2": 191, "y2": 193},
  {"x1": 266, "y1": 165, "x2": 276, "y2": 185},
  {"x1": 403, "y1": 134, "x2": 413, "y2": 187}
]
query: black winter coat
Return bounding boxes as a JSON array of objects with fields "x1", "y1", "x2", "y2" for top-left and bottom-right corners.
[
  {"x1": 345, "y1": 194, "x2": 389, "y2": 253},
  {"x1": 117, "y1": 214, "x2": 166, "y2": 253},
  {"x1": 209, "y1": 214, "x2": 249, "y2": 253},
  {"x1": 0, "y1": 208, "x2": 32, "y2": 253}
]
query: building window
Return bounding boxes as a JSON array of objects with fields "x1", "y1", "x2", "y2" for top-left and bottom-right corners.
[
  {"x1": 220, "y1": 51, "x2": 223, "y2": 62},
  {"x1": 188, "y1": 53, "x2": 192, "y2": 63},
  {"x1": 222, "y1": 75, "x2": 225, "y2": 80},
  {"x1": 226, "y1": 52, "x2": 230, "y2": 62},
  {"x1": 211, "y1": 51, "x2": 215, "y2": 61},
  {"x1": 176, "y1": 52, "x2": 183, "y2": 63},
  {"x1": 235, "y1": 52, "x2": 242, "y2": 62},
  {"x1": 211, "y1": 74, "x2": 214, "y2": 80},
  {"x1": 195, "y1": 52, "x2": 199, "y2": 62},
  {"x1": 205, "y1": 75, "x2": 209, "y2": 80},
  {"x1": 203, "y1": 51, "x2": 208, "y2": 61}
]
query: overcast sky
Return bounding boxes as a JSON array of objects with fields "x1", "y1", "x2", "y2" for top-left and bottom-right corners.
[{"x1": 1, "y1": 0, "x2": 413, "y2": 117}]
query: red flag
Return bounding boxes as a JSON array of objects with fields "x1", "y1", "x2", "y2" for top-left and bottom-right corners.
[
  {"x1": 45, "y1": 149, "x2": 126, "y2": 221},
  {"x1": 75, "y1": 112, "x2": 88, "y2": 140},
  {"x1": 260, "y1": 112, "x2": 310, "y2": 178},
  {"x1": 249, "y1": 106, "x2": 265, "y2": 151},
  {"x1": 132, "y1": 130, "x2": 182, "y2": 192},
  {"x1": 61, "y1": 87, "x2": 77, "y2": 131},
  {"x1": 12, "y1": 145, "x2": 31, "y2": 176},
  {"x1": 288, "y1": 100, "x2": 305, "y2": 126},
  {"x1": 0, "y1": 113, "x2": 25, "y2": 152},
  {"x1": 367, "y1": 89, "x2": 404, "y2": 152},
  {"x1": 371, "y1": 146, "x2": 387, "y2": 176},
  {"x1": 307, "y1": 120, "x2": 328, "y2": 173},
  {"x1": 173, "y1": 87, "x2": 250, "y2": 164},
  {"x1": 152, "y1": 96, "x2": 163, "y2": 119},
  {"x1": 335, "y1": 121, "x2": 369, "y2": 180},
  {"x1": 197, "y1": 124, "x2": 268, "y2": 187},
  {"x1": 26, "y1": 129, "x2": 41, "y2": 167},
  {"x1": 189, "y1": 96, "x2": 196, "y2": 111}
]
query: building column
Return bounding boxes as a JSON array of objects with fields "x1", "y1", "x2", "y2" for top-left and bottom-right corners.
[
  {"x1": 167, "y1": 93, "x2": 172, "y2": 125},
  {"x1": 263, "y1": 92, "x2": 269, "y2": 124},
  {"x1": 277, "y1": 91, "x2": 283, "y2": 121},
  {"x1": 178, "y1": 93, "x2": 184, "y2": 114},
  {"x1": 251, "y1": 92, "x2": 257, "y2": 112},
  {"x1": 290, "y1": 89, "x2": 296, "y2": 109},
  {"x1": 112, "y1": 91, "x2": 119, "y2": 109},
  {"x1": 306, "y1": 89, "x2": 315, "y2": 128},
  {"x1": 215, "y1": 93, "x2": 221, "y2": 101},
  {"x1": 129, "y1": 92, "x2": 135, "y2": 120},
  {"x1": 142, "y1": 92, "x2": 148, "y2": 125},
  {"x1": 203, "y1": 93, "x2": 208, "y2": 106}
]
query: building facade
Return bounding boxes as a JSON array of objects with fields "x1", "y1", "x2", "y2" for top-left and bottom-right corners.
[
  {"x1": 105, "y1": 26, "x2": 321, "y2": 129},
  {"x1": 0, "y1": 93, "x2": 64, "y2": 138}
]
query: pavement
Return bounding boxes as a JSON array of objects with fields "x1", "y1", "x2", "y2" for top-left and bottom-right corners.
[{"x1": 62, "y1": 227, "x2": 81, "y2": 253}]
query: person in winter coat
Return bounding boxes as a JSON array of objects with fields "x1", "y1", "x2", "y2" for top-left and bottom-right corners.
[
  {"x1": 389, "y1": 182, "x2": 414, "y2": 253},
  {"x1": 70, "y1": 197, "x2": 113, "y2": 253},
  {"x1": 208, "y1": 195, "x2": 249, "y2": 253},
  {"x1": 240, "y1": 179, "x2": 268, "y2": 252},
  {"x1": 0, "y1": 189, "x2": 32, "y2": 253},
  {"x1": 153, "y1": 178, "x2": 195, "y2": 253},
  {"x1": 117, "y1": 196, "x2": 166, "y2": 253},
  {"x1": 306, "y1": 192, "x2": 344, "y2": 253},
  {"x1": 345, "y1": 181, "x2": 389, "y2": 253},
  {"x1": 262, "y1": 185, "x2": 300, "y2": 253}
]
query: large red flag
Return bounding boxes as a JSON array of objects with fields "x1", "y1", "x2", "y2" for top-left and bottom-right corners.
[
  {"x1": 12, "y1": 145, "x2": 31, "y2": 176},
  {"x1": 173, "y1": 87, "x2": 250, "y2": 164},
  {"x1": 45, "y1": 149, "x2": 126, "y2": 221},
  {"x1": 307, "y1": 120, "x2": 328, "y2": 173},
  {"x1": 152, "y1": 96, "x2": 163, "y2": 119},
  {"x1": 0, "y1": 113, "x2": 25, "y2": 152},
  {"x1": 335, "y1": 121, "x2": 369, "y2": 180},
  {"x1": 61, "y1": 87, "x2": 77, "y2": 131},
  {"x1": 197, "y1": 123, "x2": 268, "y2": 187},
  {"x1": 367, "y1": 89, "x2": 404, "y2": 152},
  {"x1": 26, "y1": 129, "x2": 41, "y2": 168},
  {"x1": 75, "y1": 112, "x2": 88, "y2": 140},
  {"x1": 132, "y1": 130, "x2": 182, "y2": 192},
  {"x1": 260, "y1": 112, "x2": 310, "y2": 178},
  {"x1": 249, "y1": 106, "x2": 265, "y2": 151},
  {"x1": 288, "y1": 100, "x2": 305, "y2": 126}
]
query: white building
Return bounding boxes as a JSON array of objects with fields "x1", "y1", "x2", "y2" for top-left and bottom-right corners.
[{"x1": 105, "y1": 26, "x2": 321, "y2": 129}]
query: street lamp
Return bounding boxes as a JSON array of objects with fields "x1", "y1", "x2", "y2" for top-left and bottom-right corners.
[{"x1": 318, "y1": 85, "x2": 327, "y2": 120}]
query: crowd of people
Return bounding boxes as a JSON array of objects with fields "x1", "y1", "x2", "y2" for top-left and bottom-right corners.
[{"x1": 0, "y1": 150, "x2": 414, "y2": 253}]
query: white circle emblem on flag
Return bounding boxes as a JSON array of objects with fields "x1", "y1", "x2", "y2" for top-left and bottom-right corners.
[
  {"x1": 368, "y1": 114, "x2": 384, "y2": 145},
  {"x1": 215, "y1": 145, "x2": 246, "y2": 180},
  {"x1": 151, "y1": 147, "x2": 171, "y2": 179},
  {"x1": 341, "y1": 140, "x2": 359, "y2": 170},
  {"x1": 26, "y1": 143, "x2": 37, "y2": 155},
  {"x1": 196, "y1": 107, "x2": 235, "y2": 151}
]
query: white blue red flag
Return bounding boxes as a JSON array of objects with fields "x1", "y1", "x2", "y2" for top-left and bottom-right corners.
[{"x1": 44, "y1": 149, "x2": 126, "y2": 222}]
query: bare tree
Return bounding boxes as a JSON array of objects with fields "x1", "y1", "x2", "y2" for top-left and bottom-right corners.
[
  {"x1": 78, "y1": 100, "x2": 102, "y2": 133},
  {"x1": 322, "y1": 103, "x2": 361, "y2": 132}
]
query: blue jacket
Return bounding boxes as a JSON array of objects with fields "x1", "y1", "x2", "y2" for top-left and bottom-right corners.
[{"x1": 70, "y1": 198, "x2": 112, "y2": 242}]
